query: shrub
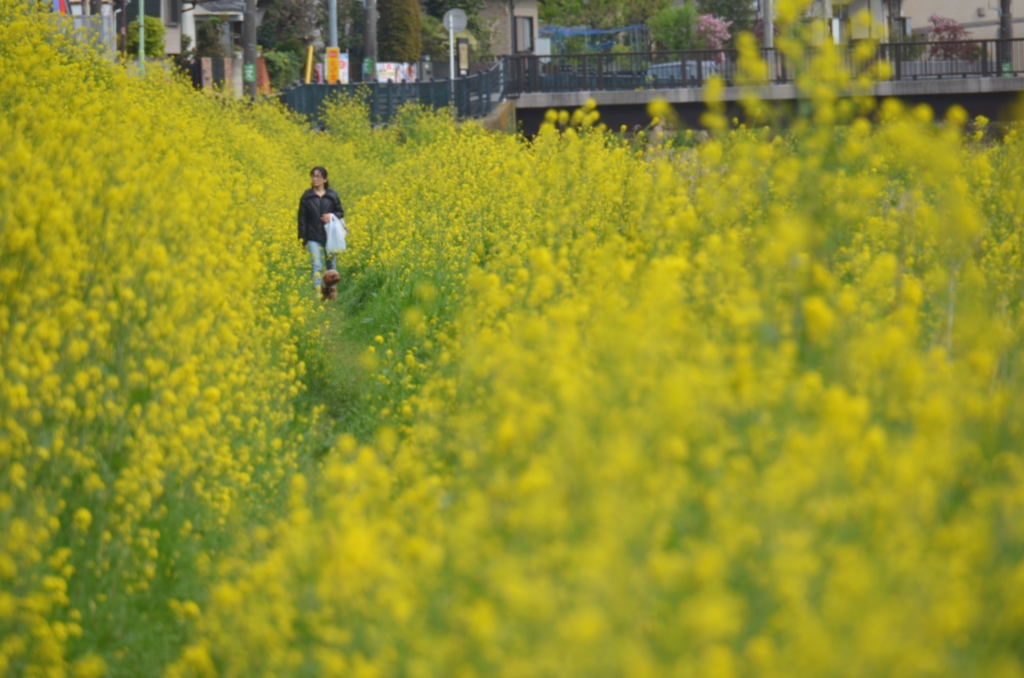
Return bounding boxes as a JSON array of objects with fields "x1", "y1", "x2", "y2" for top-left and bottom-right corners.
[
  {"x1": 125, "y1": 15, "x2": 165, "y2": 57},
  {"x1": 0, "y1": 5, "x2": 332, "y2": 674},
  {"x1": 195, "y1": 16, "x2": 227, "y2": 58},
  {"x1": 263, "y1": 49, "x2": 302, "y2": 89},
  {"x1": 9, "y1": 4, "x2": 1024, "y2": 678}
]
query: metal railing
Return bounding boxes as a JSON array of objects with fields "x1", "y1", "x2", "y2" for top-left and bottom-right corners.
[
  {"x1": 506, "y1": 38, "x2": 1024, "y2": 96},
  {"x1": 278, "y1": 60, "x2": 507, "y2": 126}
]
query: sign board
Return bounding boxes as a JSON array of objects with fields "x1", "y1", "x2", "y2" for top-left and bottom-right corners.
[
  {"x1": 457, "y1": 38, "x2": 469, "y2": 73},
  {"x1": 363, "y1": 56, "x2": 376, "y2": 80},
  {"x1": 326, "y1": 47, "x2": 341, "y2": 84},
  {"x1": 243, "y1": 62, "x2": 256, "y2": 83},
  {"x1": 443, "y1": 8, "x2": 467, "y2": 33},
  {"x1": 377, "y1": 61, "x2": 398, "y2": 83},
  {"x1": 338, "y1": 53, "x2": 349, "y2": 84},
  {"x1": 376, "y1": 62, "x2": 416, "y2": 83}
]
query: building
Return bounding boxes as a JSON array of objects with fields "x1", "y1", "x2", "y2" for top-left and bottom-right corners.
[
  {"x1": 902, "y1": 0, "x2": 1020, "y2": 40},
  {"x1": 802, "y1": 0, "x2": 907, "y2": 42},
  {"x1": 116, "y1": 0, "x2": 185, "y2": 53},
  {"x1": 111, "y1": 0, "x2": 266, "y2": 57},
  {"x1": 481, "y1": 0, "x2": 539, "y2": 56},
  {"x1": 184, "y1": 0, "x2": 251, "y2": 58}
]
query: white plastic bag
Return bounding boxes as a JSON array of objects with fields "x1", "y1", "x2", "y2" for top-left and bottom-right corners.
[{"x1": 325, "y1": 214, "x2": 347, "y2": 254}]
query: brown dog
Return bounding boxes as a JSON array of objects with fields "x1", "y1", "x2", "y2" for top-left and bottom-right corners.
[{"x1": 320, "y1": 270, "x2": 341, "y2": 301}]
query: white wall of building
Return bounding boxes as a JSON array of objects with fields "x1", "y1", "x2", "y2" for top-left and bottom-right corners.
[{"x1": 903, "y1": 0, "x2": 1022, "y2": 40}]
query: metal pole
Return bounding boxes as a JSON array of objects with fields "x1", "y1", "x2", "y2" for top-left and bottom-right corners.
[
  {"x1": 138, "y1": 0, "x2": 145, "y2": 74},
  {"x1": 449, "y1": 22, "x2": 455, "y2": 104},
  {"x1": 763, "y1": 0, "x2": 773, "y2": 48},
  {"x1": 1000, "y1": 0, "x2": 1013, "y2": 73},
  {"x1": 365, "y1": 0, "x2": 377, "y2": 81},
  {"x1": 121, "y1": 0, "x2": 128, "y2": 59},
  {"x1": 329, "y1": 0, "x2": 337, "y2": 48},
  {"x1": 243, "y1": 0, "x2": 257, "y2": 98}
]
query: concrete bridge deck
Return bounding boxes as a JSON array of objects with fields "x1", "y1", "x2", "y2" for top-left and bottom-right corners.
[{"x1": 513, "y1": 76, "x2": 1024, "y2": 135}]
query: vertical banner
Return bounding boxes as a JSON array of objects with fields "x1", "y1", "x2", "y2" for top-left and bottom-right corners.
[
  {"x1": 457, "y1": 38, "x2": 469, "y2": 76},
  {"x1": 338, "y1": 53, "x2": 349, "y2": 84},
  {"x1": 326, "y1": 47, "x2": 340, "y2": 84}
]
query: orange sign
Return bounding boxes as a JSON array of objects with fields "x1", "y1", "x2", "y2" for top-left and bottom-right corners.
[{"x1": 326, "y1": 47, "x2": 341, "y2": 85}]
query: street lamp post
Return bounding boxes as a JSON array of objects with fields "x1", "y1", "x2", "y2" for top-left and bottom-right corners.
[
  {"x1": 329, "y1": 0, "x2": 337, "y2": 49},
  {"x1": 138, "y1": 0, "x2": 145, "y2": 74}
]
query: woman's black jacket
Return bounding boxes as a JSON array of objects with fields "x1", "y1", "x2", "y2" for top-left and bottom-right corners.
[{"x1": 297, "y1": 188, "x2": 344, "y2": 245}]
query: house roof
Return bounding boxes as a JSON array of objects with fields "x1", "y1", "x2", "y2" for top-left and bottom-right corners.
[{"x1": 193, "y1": 0, "x2": 244, "y2": 11}]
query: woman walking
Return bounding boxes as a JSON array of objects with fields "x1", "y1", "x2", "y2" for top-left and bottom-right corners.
[{"x1": 298, "y1": 166, "x2": 345, "y2": 295}]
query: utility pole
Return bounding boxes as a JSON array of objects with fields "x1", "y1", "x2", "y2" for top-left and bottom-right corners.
[
  {"x1": 364, "y1": 0, "x2": 377, "y2": 82},
  {"x1": 509, "y1": 0, "x2": 516, "y2": 54},
  {"x1": 243, "y1": 0, "x2": 257, "y2": 98},
  {"x1": 1000, "y1": 0, "x2": 1013, "y2": 74},
  {"x1": 329, "y1": 0, "x2": 338, "y2": 48}
]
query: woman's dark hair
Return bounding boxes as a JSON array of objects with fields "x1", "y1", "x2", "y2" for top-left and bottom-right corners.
[{"x1": 311, "y1": 166, "x2": 329, "y2": 189}]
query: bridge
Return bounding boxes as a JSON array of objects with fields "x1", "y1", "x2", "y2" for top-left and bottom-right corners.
[
  {"x1": 280, "y1": 39, "x2": 1024, "y2": 135},
  {"x1": 507, "y1": 39, "x2": 1024, "y2": 135}
]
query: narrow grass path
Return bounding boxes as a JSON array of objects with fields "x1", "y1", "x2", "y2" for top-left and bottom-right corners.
[{"x1": 295, "y1": 268, "x2": 404, "y2": 460}]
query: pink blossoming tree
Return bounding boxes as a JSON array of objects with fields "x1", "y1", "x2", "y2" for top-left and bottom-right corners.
[{"x1": 927, "y1": 15, "x2": 978, "y2": 61}]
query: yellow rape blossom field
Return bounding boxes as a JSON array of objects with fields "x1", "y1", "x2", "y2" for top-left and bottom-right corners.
[{"x1": 5, "y1": 1, "x2": 1024, "y2": 677}]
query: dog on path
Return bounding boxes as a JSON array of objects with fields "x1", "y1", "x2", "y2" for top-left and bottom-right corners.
[{"x1": 321, "y1": 270, "x2": 341, "y2": 301}]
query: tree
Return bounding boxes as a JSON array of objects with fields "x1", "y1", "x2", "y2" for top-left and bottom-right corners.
[
  {"x1": 420, "y1": 14, "x2": 448, "y2": 62},
  {"x1": 424, "y1": 0, "x2": 485, "y2": 21},
  {"x1": 927, "y1": 15, "x2": 976, "y2": 60},
  {"x1": 540, "y1": 0, "x2": 668, "y2": 30},
  {"x1": 195, "y1": 16, "x2": 227, "y2": 58},
  {"x1": 423, "y1": 0, "x2": 494, "y2": 60},
  {"x1": 649, "y1": 3, "x2": 732, "y2": 52},
  {"x1": 695, "y1": 0, "x2": 754, "y2": 34},
  {"x1": 696, "y1": 13, "x2": 731, "y2": 50},
  {"x1": 333, "y1": 0, "x2": 367, "y2": 53},
  {"x1": 620, "y1": 0, "x2": 669, "y2": 26},
  {"x1": 264, "y1": 0, "x2": 320, "y2": 46},
  {"x1": 649, "y1": 3, "x2": 700, "y2": 50},
  {"x1": 378, "y1": 0, "x2": 422, "y2": 62}
]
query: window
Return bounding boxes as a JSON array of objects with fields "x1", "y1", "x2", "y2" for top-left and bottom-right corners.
[
  {"x1": 890, "y1": 16, "x2": 909, "y2": 41},
  {"x1": 166, "y1": 0, "x2": 180, "y2": 26},
  {"x1": 830, "y1": 5, "x2": 849, "y2": 44},
  {"x1": 515, "y1": 16, "x2": 533, "y2": 53}
]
